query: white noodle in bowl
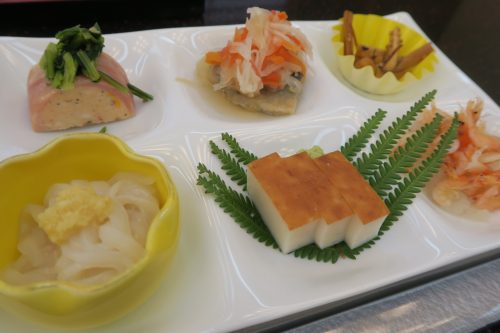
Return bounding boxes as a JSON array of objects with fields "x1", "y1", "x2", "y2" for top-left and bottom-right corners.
[{"x1": 1, "y1": 172, "x2": 159, "y2": 285}]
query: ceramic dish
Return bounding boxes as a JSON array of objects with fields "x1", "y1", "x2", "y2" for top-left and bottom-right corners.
[
  {"x1": 331, "y1": 13, "x2": 438, "y2": 94},
  {"x1": 0, "y1": 12, "x2": 498, "y2": 333},
  {"x1": 0, "y1": 133, "x2": 180, "y2": 328}
]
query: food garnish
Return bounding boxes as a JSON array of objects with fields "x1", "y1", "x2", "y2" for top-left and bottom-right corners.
[
  {"x1": 203, "y1": 7, "x2": 312, "y2": 115},
  {"x1": 413, "y1": 100, "x2": 500, "y2": 211},
  {"x1": 197, "y1": 91, "x2": 459, "y2": 262},
  {"x1": 39, "y1": 24, "x2": 153, "y2": 101},
  {"x1": 342, "y1": 10, "x2": 434, "y2": 79}
]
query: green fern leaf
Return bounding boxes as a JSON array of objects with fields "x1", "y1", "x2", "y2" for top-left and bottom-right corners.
[
  {"x1": 197, "y1": 163, "x2": 278, "y2": 249},
  {"x1": 293, "y1": 244, "x2": 340, "y2": 263},
  {"x1": 221, "y1": 132, "x2": 258, "y2": 165},
  {"x1": 340, "y1": 109, "x2": 387, "y2": 162},
  {"x1": 384, "y1": 114, "x2": 459, "y2": 227},
  {"x1": 209, "y1": 140, "x2": 247, "y2": 187},
  {"x1": 337, "y1": 115, "x2": 456, "y2": 260},
  {"x1": 371, "y1": 113, "x2": 443, "y2": 197},
  {"x1": 355, "y1": 90, "x2": 436, "y2": 178},
  {"x1": 339, "y1": 242, "x2": 356, "y2": 259}
]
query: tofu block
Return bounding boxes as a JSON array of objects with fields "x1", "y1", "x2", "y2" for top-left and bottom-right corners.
[
  {"x1": 315, "y1": 214, "x2": 351, "y2": 249},
  {"x1": 247, "y1": 153, "x2": 315, "y2": 253},
  {"x1": 247, "y1": 152, "x2": 352, "y2": 253},
  {"x1": 314, "y1": 152, "x2": 389, "y2": 249},
  {"x1": 344, "y1": 214, "x2": 386, "y2": 249}
]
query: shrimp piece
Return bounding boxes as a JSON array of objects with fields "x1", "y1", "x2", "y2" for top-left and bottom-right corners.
[
  {"x1": 432, "y1": 178, "x2": 469, "y2": 207},
  {"x1": 479, "y1": 151, "x2": 500, "y2": 164},
  {"x1": 460, "y1": 149, "x2": 488, "y2": 175},
  {"x1": 404, "y1": 98, "x2": 499, "y2": 212},
  {"x1": 460, "y1": 172, "x2": 500, "y2": 211},
  {"x1": 469, "y1": 127, "x2": 500, "y2": 150},
  {"x1": 474, "y1": 186, "x2": 500, "y2": 211},
  {"x1": 462, "y1": 99, "x2": 500, "y2": 150},
  {"x1": 482, "y1": 152, "x2": 500, "y2": 171}
]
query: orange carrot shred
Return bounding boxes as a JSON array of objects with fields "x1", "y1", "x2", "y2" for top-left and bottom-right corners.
[
  {"x1": 234, "y1": 27, "x2": 248, "y2": 43},
  {"x1": 282, "y1": 39, "x2": 301, "y2": 53},
  {"x1": 277, "y1": 11, "x2": 288, "y2": 20},
  {"x1": 205, "y1": 51, "x2": 222, "y2": 64},
  {"x1": 262, "y1": 71, "x2": 282, "y2": 88},
  {"x1": 287, "y1": 34, "x2": 304, "y2": 50},
  {"x1": 276, "y1": 46, "x2": 306, "y2": 74},
  {"x1": 267, "y1": 55, "x2": 285, "y2": 64}
]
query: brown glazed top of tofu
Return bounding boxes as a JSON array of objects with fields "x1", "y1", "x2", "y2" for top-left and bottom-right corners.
[
  {"x1": 248, "y1": 152, "x2": 353, "y2": 230},
  {"x1": 314, "y1": 151, "x2": 389, "y2": 224}
]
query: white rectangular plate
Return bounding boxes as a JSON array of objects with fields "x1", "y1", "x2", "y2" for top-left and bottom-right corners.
[{"x1": 0, "y1": 12, "x2": 499, "y2": 333}]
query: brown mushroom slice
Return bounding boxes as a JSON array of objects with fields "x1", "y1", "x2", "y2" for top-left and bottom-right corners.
[
  {"x1": 356, "y1": 45, "x2": 385, "y2": 64},
  {"x1": 354, "y1": 56, "x2": 376, "y2": 69},
  {"x1": 382, "y1": 27, "x2": 403, "y2": 72},
  {"x1": 342, "y1": 10, "x2": 357, "y2": 55},
  {"x1": 383, "y1": 27, "x2": 402, "y2": 62},
  {"x1": 354, "y1": 57, "x2": 384, "y2": 77},
  {"x1": 394, "y1": 43, "x2": 434, "y2": 74},
  {"x1": 382, "y1": 46, "x2": 402, "y2": 72}
]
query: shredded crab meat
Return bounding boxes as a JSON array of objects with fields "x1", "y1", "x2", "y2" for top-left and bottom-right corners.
[
  {"x1": 415, "y1": 99, "x2": 500, "y2": 212},
  {"x1": 204, "y1": 7, "x2": 312, "y2": 97}
]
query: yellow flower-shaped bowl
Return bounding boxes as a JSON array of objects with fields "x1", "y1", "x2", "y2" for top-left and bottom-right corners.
[
  {"x1": 0, "y1": 133, "x2": 179, "y2": 328},
  {"x1": 332, "y1": 13, "x2": 438, "y2": 94}
]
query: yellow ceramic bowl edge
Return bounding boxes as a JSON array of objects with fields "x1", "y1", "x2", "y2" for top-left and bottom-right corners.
[{"x1": 0, "y1": 132, "x2": 180, "y2": 328}]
